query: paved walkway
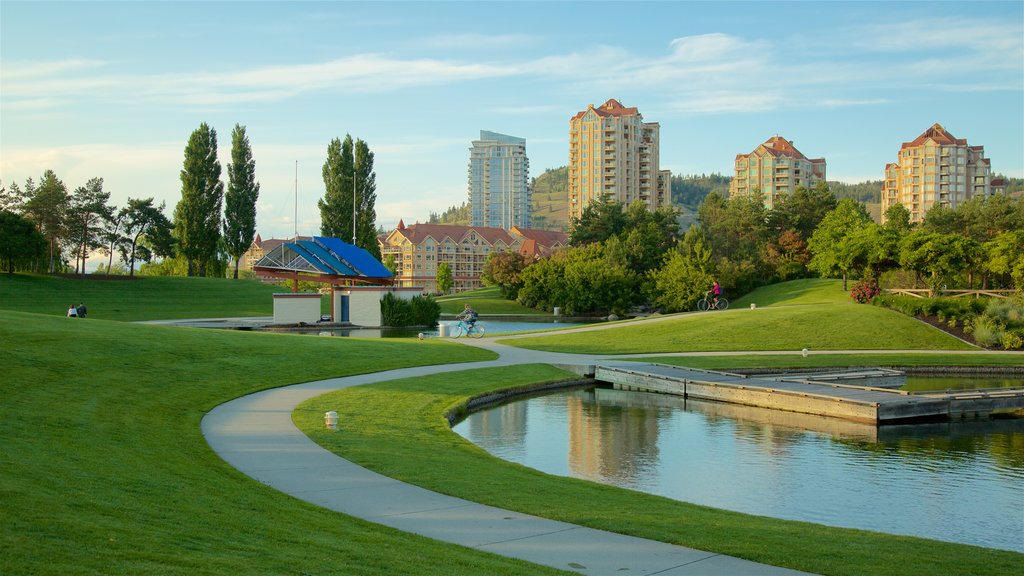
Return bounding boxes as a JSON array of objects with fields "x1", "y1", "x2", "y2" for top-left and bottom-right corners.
[{"x1": 203, "y1": 334, "x2": 819, "y2": 575}]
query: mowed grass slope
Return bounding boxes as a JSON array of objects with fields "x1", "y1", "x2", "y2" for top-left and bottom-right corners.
[
  {"x1": 0, "y1": 273, "x2": 280, "y2": 321},
  {"x1": 502, "y1": 279, "x2": 973, "y2": 353},
  {"x1": 0, "y1": 311, "x2": 579, "y2": 576},
  {"x1": 296, "y1": 365, "x2": 1024, "y2": 576},
  {"x1": 436, "y1": 285, "x2": 544, "y2": 315}
]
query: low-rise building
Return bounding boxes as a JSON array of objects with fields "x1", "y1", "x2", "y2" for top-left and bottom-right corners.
[{"x1": 379, "y1": 221, "x2": 568, "y2": 293}]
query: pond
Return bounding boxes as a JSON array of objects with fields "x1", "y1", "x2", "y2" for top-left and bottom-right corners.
[
  {"x1": 292, "y1": 319, "x2": 585, "y2": 338},
  {"x1": 453, "y1": 383, "x2": 1024, "y2": 552}
]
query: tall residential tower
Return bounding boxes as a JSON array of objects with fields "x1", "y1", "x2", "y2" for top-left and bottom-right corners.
[
  {"x1": 468, "y1": 131, "x2": 530, "y2": 229},
  {"x1": 568, "y1": 99, "x2": 669, "y2": 222},
  {"x1": 881, "y1": 123, "x2": 1001, "y2": 223},
  {"x1": 729, "y1": 136, "x2": 826, "y2": 209}
]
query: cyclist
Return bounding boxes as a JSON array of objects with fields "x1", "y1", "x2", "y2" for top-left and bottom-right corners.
[
  {"x1": 457, "y1": 303, "x2": 478, "y2": 331},
  {"x1": 710, "y1": 280, "x2": 722, "y2": 309}
]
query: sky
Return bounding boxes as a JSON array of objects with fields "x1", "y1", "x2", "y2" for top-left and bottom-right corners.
[{"x1": 2, "y1": 0, "x2": 1022, "y2": 242}]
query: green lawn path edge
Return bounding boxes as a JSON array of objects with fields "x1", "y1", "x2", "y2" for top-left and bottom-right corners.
[
  {"x1": 295, "y1": 362, "x2": 1024, "y2": 576},
  {"x1": 0, "y1": 311, "x2": 583, "y2": 576}
]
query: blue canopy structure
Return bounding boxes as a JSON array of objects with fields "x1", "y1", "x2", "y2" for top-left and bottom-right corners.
[{"x1": 253, "y1": 236, "x2": 393, "y2": 287}]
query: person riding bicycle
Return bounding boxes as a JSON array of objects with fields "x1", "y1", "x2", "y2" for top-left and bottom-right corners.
[
  {"x1": 710, "y1": 280, "x2": 722, "y2": 308},
  {"x1": 457, "y1": 303, "x2": 478, "y2": 330}
]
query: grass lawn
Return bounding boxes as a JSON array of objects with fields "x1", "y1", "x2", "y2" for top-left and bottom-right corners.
[
  {"x1": 634, "y1": 352, "x2": 1024, "y2": 371},
  {"x1": 295, "y1": 364, "x2": 1024, "y2": 576},
  {"x1": 731, "y1": 277, "x2": 851, "y2": 307},
  {"x1": 0, "y1": 273, "x2": 283, "y2": 321},
  {"x1": 436, "y1": 285, "x2": 545, "y2": 315},
  {"x1": 499, "y1": 303, "x2": 974, "y2": 353},
  {"x1": 0, "y1": 311, "x2": 583, "y2": 576}
]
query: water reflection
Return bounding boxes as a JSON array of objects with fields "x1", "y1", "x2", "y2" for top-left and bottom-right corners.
[{"x1": 453, "y1": 387, "x2": 1024, "y2": 552}]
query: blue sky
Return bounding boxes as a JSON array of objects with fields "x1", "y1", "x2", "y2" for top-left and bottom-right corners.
[{"x1": 2, "y1": 1, "x2": 1022, "y2": 240}]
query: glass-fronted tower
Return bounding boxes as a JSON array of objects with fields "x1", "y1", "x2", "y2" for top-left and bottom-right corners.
[{"x1": 468, "y1": 131, "x2": 531, "y2": 229}]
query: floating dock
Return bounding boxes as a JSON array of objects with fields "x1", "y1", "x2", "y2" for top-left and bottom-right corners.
[{"x1": 595, "y1": 363, "x2": 1024, "y2": 425}]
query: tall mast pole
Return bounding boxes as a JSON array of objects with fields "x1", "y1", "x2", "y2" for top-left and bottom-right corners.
[
  {"x1": 352, "y1": 157, "x2": 357, "y2": 246},
  {"x1": 294, "y1": 160, "x2": 298, "y2": 239}
]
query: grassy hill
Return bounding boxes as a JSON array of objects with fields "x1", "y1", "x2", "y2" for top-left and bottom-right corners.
[
  {"x1": 0, "y1": 273, "x2": 280, "y2": 321},
  {"x1": 503, "y1": 279, "x2": 974, "y2": 353},
  {"x1": 530, "y1": 166, "x2": 568, "y2": 231}
]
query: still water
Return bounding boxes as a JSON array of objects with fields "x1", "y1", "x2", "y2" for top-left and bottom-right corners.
[
  {"x1": 306, "y1": 320, "x2": 582, "y2": 338},
  {"x1": 453, "y1": 386, "x2": 1024, "y2": 552}
]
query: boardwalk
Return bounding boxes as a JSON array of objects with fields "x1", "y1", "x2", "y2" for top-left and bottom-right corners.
[{"x1": 596, "y1": 363, "x2": 1024, "y2": 424}]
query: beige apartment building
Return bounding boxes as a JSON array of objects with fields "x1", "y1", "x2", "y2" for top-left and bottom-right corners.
[
  {"x1": 568, "y1": 99, "x2": 670, "y2": 222},
  {"x1": 379, "y1": 221, "x2": 568, "y2": 293},
  {"x1": 881, "y1": 123, "x2": 1003, "y2": 223},
  {"x1": 729, "y1": 135, "x2": 826, "y2": 209}
]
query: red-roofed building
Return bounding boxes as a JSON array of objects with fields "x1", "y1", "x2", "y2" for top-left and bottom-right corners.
[
  {"x1": 881, "y1": 124, "x2": 1000, "y2": 223},
  {"x1": 379, "y1": 222, "x2": 567, "y2": 293},
  {"x1": 730, "y1": 135, "x2": 827, "y2": 209},
  {"x1": 569, "y1": 99, "x2": 670, "y2": 221}
]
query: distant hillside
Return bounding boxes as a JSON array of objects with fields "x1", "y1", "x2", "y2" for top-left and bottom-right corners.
[
  {"x1": 428, "y1": 203, "x2": 471, "y2": 225},
  {"x1": 829, "y1": 180, "x2": 882, "y2": 204},
  {"x1": 671, "y1": 173, "x2": 731, "y2": 209},
  {"x1": 530, "y1": 166, "x2": 569, "y2": 231}
]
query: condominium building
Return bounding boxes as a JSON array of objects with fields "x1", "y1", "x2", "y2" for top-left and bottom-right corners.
[
  {"x1": 468, "y1": 131, "x2": 531, "y2": 229},
  {"x1": 379, "y1": 221, "x2": 567, "y2": 293},
  {"x1": 729, "y1": 136, "x2": 826, "y2": 209},
  {"x1": 568, "y1": 99, "x2": 670, "y2": 222},
  {"x1": 881, "y1": 123, "x2": 1000, "y2": 223}
]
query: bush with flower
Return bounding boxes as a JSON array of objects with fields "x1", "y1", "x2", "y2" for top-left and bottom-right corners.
[{"x1": 850, "y1": 279, "x2": 881, "y2": 304}]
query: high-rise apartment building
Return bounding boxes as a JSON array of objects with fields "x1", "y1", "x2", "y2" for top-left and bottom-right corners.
[
  {"x1": 468, "y1": 131, "x2": 531, "y2": 229},
  {"x1": 729, "y1": 136, "x2": 826, "y2": 209},
  {"x1": 568, "y1": 99, "x2": 669, "y2": 222},
  {"x1": 881, "y1": 123, "x2": 999, "y2": 223}
]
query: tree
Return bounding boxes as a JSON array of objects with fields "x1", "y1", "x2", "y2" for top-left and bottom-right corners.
[
  {"x1": 223, "y1": 124, "x2": 260, "y2": 279},
  {"x1": 0, "y1": 180, "x2": 25, "y2": 212},
  {"x1": 0, "y1": 211, "x2": 47, "y2": 273},
  {"x1": 319, "y1": 134, "x2": 381, "y2": 260},
  {"x1": 898, "y1": 230, "x2": 982, "y2": 295},
  {"x1": 569, "y1": 198, "x2": 627, "y2": 246},
  {"x1": 984, "y1": 230, "x2": 1024, "y2": 289},
  {"x1": 120, "y1": 198, "x2": 173, "y2": 276},
  {"x1": 436, "y1": 261, "x2": 453, "y2": 294},
  {"x1": 647, "y1": 231, "x2": 715, "y2": 313},
  {"x1": 68, "y1": 177, "x2": 114, "y2": 275},
  {"x1": 481, "y1": 250, "x2": 529, "y2": 299},
  {"x1": 174, "y1": 123, "x2": 224, "y2": 276},
  {"x1": 21, "y1": 170, "x2": 70, "y2": 273},
  {"x1": 807, "y1": 198, "x2": 872, "y2": 289},
  {"x1": 769, "y1": 182, "x2": 837, "y2": 241}
]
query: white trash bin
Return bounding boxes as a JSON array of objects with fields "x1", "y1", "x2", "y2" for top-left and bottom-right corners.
[{"x1": 438, "y1": 322, "x2": 449, "y2": 337}]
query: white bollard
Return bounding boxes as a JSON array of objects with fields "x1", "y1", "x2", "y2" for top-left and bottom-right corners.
[
  {"x1": 324, "y1": 411, "x2": 338, "y2": 430},
  {"x1": 438, "y1": 322, "x2": 448, "y2": 337}
]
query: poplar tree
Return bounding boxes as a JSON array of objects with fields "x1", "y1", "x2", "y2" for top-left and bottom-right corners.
[
  {"x1": 319, "y1": 134, "x2": 381, "y2": 260},
  {"x1": 174, "y1": 123, "x2": 223, "y2": 276},
  {"x1": 224, "y1": 124, "x2": 260, "y2": 279}
]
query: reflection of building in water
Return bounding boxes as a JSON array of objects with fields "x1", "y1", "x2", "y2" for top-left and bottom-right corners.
[
  {"x1": 466, "y1": 400, "x2": 528, "y2": 453},
  {"x1": 566, "y1": 391, "x2": 661, "y2": 485}
]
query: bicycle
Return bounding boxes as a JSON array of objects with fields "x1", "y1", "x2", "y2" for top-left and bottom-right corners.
[
  {"x1": 696, "y1": 291, "x2": 729, "y2": 311},
  {"x1": 451, "y1": 320, "x2": 485, "y2": 338}
]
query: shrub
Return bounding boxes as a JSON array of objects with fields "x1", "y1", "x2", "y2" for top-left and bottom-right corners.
[
  {"x1": 380, "y1": 293, "x2": 439, "y2": 327},
  {"x1": 850, "y1": 280, "x2": 881, "y2": 304},
  {"x1": 1000, "y1": 329, "x2": 1023, "y2": 350},
  {"x1": 970, "y1": 315, "x2": 1003, "y2": 348},
  {"x1": 985, "y1": 298, "x2": 1024, "y2": 326}
]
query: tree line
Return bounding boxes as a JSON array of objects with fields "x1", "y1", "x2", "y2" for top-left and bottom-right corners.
[
  {"x1": 481, "y1": 183, "x2": 1023, "y2": 316},
  {"x1": 2, "y1": 125, "x2": 383, "y2": 277}
]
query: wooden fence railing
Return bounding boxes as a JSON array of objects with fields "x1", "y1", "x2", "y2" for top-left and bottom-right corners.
[{"x1": 884, "y1": 289, "x2": 1018, "y2": 299}]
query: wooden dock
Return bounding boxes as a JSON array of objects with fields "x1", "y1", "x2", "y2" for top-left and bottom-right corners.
[{"x1": 595, "y1": 363, "x2": 1024, "y2": 425}]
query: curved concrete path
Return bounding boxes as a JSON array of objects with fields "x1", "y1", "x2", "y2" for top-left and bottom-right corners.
[{"x1": 203, "y1": 331, "x2": 819, "y2": 576}]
